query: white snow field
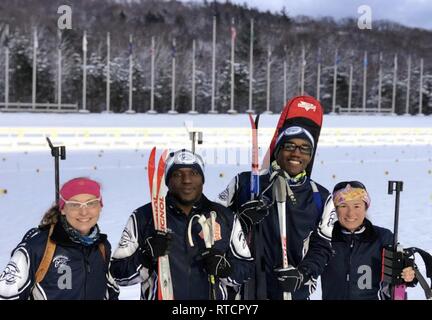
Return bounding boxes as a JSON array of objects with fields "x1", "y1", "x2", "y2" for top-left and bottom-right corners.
[{"x1": 0, "y1": 113, "x2": 431, "y2": 300}]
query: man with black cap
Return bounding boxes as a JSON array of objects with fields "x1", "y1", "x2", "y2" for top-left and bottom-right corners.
[
  {"x1": 110, "y1": 149, "x2": 253, "y2": 300},
  {"x1": 217, "y1": 122, "x2": 336, "y2": 300}
]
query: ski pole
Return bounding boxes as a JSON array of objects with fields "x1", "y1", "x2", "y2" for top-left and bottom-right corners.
[
  {"x1": 46, "y1": 137, "x2": 66, "y2": 203},
  {"x1": 274, "y1": 171, "x2": 291, "y2": 300}
]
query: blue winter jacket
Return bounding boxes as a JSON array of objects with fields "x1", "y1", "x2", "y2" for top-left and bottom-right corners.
[
  {"x1": 110, "y1": 193, "x2": 253, "y2": 300},
  {"x1": 0, "y1": 222, "x2": 119, "y2": 300},
  {"x1": 216, "y1": 170, "x2": 336, "y2": 300},
  {"x1": 321, "y1": 219, "x2": 393, "y2": 300}
]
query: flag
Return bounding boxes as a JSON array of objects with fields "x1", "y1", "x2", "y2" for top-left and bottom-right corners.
[
  {"x1": 316, "y1": 47, "x2": 321, "y2": 64},
  {"x1": 171, "y1": 38, "x2": 176, "y2": 58},
  {"x1": 128, "y1": 35, "x2": 133, "y2": 56},
  {"x1": 82, "y1": 31, "x2": 87, "y2": 52},
  {"x1": 231, "y1": 18, "x2": 237, "y2": 41},
  {"x1": 267, "y1": 45, "x2": 272, "y2": 59},
  {"x1": 363, "y1": 51, "x2": 368, "y2": 68}
]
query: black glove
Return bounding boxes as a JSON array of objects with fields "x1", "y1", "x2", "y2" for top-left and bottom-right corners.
[
  {"x1": 199, "y1": 248, "x2": 232, "y2": 278},
  {"x1": 238, "y1": 199, "x2": 270, "y2": 233},
  {"x1": 139, "y1": 230, "x2": 172, "y2": 268},
  {"x1": 275, "y1": 266, "x2": 305, "y2": 293}
]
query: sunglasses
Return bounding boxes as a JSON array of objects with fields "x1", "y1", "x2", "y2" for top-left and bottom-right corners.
[
  {"x1": 281, "y1": 142, "x2": 313, "y2": 155},
  {"x1": 62, "y1": 196, "x2": 101, "y2": 211},
  {"x1": 333, "y1": 181, "x2": 366, "y2": 193}
]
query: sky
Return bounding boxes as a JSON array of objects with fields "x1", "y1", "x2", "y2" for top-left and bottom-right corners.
[{"x1": 180, "y1": 0, "x2": 432, "y2": 30}]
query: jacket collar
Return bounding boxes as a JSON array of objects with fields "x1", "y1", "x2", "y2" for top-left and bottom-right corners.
[
  {"x1": 332, "y1": 219, "x2": 378, "y2": 243},
  {"x1": 166, "y1": 192, "x2": 212, "y2": 217},
  {"x1": 50, "y1": 220, "x2": 107, "y2": 247}
]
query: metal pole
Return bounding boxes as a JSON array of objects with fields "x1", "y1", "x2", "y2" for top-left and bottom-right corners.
[
  {"x1": 391, "y1": 54, "x2": 398, "y2": 114},
  {"x1": 316, "y1": 48, "x2": 321, "y2": 101},
  {"x1": 189, "y1": 39, "x2": 198, "y2": 114},
  {"x1": 348, "y1": 50, "x2": 353, "y2": 113},
  {"x1": 4, "y1": 24, "x2": 9, "y2": 110},
  {"x1": 284, "y1": 59, "x2": 287, "y2": 104},
  {"x1": 378, "y1": 52, "x2": 382, "y2": 113},
  {"x1": 32, "y1": 28, "x2": 38, "y2": 110},
  {"x1": 106, "y1": 32, "x2": 111, "y2": 113},
  {"x1": 148, "y1": 36, "x2": 156, "y2": 114},
  {"x1": 265, "y1": 45, "x2": 272, "y2": 114},
  {"x1": 332, "y1": 49, "x2": 338, "y2": 113},
  {"x1": 228, "y1": 18, "x2": 237, "y2": 114},
  {"x1": 127, "y1": 34, "x2": 135, "y2": 114},
  {"x1": 169, "y1": 38, "x2": 177, "y2": 114},
  {"x1": 362, "y1": 50, "x2": 367, "y2": 113},
  {"x1": 81, "y1": 31, "x2": 88, "y2": 113},
  {"x1": 300, "y1": 46, "x2": 305, "y2": 95},
  {"x1": 405, "y1": 55, "x2": 411, "y2": 115},
  {"x1": 209, "y1": 14, "x2": 217, "y2": 114},
  {"x1": 247, "y1": 18, "x2": 254, "y2": 113},
  {"x1": 57, "y1": 30, "x2": 62, "y2": 111},
  {"x1": 419, "y1": 58, "x2": 423, "y2": 115}
]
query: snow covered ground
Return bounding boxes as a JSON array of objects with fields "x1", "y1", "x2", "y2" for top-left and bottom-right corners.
[{"x1": 0, "y1": 113, "x2": 431, "y2": 299}]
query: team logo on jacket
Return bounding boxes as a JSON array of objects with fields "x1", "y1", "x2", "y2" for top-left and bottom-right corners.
[
  {"x1": 53, "y1": 255, "x2": 70, "y2": 269},
  {"x1": 118, "y1": 229, "x2": 134, "y2": 248},
  {"x1": 0, "y1": 262, "x2": 22, "y2": 285}
]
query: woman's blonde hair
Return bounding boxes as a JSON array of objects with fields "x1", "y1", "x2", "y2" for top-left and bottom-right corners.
[{"x1": 39, "y1": 205, "x2": 61, "y2": 228}]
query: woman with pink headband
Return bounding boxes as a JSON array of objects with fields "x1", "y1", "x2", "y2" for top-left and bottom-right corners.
[
  {"x1": 320, "y1": 181, "x2": 416, "y2": 300},
  {"x1": 0, "y1": 177, "x2": 119, "y2": 300}
]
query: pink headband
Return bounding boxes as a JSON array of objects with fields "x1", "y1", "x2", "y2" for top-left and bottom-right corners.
[{"x1": 59, "y1": 178, "x2": 103, "y2": 209}]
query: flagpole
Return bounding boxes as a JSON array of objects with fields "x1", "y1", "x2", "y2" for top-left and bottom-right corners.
[
  {"x1": 404, "y1": 55, "x2": 411, "y2": 115},
  {"x1": 105, "y1": 32, "x2": 111, "y2": 113},
  {"x1": 209, "y1": 14, "x2": 217, "y2": 114},
  {"x1": 228, "y1": 18, "x2": 237, "y2": 114},
  {"x1": 148, "y1": 36, "x2": 157, "y2": 114},
  {"x1": 316, "y1": 47, "x2": 321, "y2": 101},
  {"x1": 80, "y1": 31, "x2": 89, "y2": 113},
  {"x1": 300, "y1": 45, "x2": 305, "y2": 95},
  {"x1": 284, "y1": 46, "x2": 287, "y2": 104},
  {"x1": 169, "y1": 38, "x2": 177, "y2": 114},
  {"x1": 348, "y1": 50, "x2": 353, "y2": 113},
  {"x1": 331, "y1": 49, "x2": 338, "y2": 114},
  {"x1": 57, "y1": 30, "x2": 62, "y2": 111},
  {"x1": 419, "y1": 58, "x2": 423, "y2": 115},
  {"x1": 32, "y1": 28, "x2": 38, "y2": 110},
  {"x1": 189, "y1": 39, "x2": 198, "y2": 114},
  {"x1": 362, "y1": 50, "x2": 367, "y2": 113},
  {"x1": 378, "y1": 52, "x2": 382, "y2": 113},
  {"x1": 265, "y1": 44, "x2": 272, "y2": 114},
  {"x1": 126, "y1": 34, "x2": 135, "y2": 114},
  {"x1": 4, "y1": 24, "x2": 9, "y2": 110},
  {"x1": 246, "y1": 18, "x2": 254, "y2": 114},
  {"x1": 391, "y1": 54, "x2": 397, "y2": 115}
]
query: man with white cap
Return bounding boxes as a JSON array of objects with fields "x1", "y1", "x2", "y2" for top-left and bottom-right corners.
[
  {"x1": 110, "y1": 149, "x2": 253, "y2": 300},
  {"x1": 217, "y1": 122, "x2": 336, "y2": 300}
]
